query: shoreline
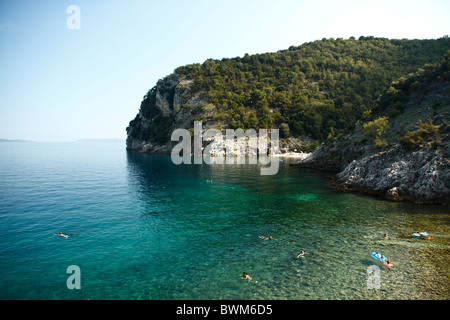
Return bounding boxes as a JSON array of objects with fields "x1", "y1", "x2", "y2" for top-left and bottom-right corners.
[
  {"x1": 127, "y1": 148, "x2": 313, "y2": 160},
  {"x1": 272, "y1": 152, "x2": 312, "y2": 160}
]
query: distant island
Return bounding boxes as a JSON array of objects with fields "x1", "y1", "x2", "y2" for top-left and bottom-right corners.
[
  {"x1": 126, "y1": 36, "x2": 450, "y2": 205},
  {"x1": 76, "y1": 139, "x2": 125, "y2": 143},
  {"x1": 0, "y1": 139, "x2": 34, "y2": 143},
  {"x1": 1, "y1": 139, "x2": 125, "y2": 143}
]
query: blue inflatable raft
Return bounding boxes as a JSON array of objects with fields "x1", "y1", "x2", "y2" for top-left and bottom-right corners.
[{"x1": 370, "y1": 252, "x2": 387, "y2": 261}]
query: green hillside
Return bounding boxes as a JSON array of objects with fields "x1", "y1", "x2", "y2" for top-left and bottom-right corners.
[{"x1": 130, "y1": 36, "x2": 450, "y2": 146}]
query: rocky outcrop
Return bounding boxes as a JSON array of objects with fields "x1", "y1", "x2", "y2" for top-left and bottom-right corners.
[
  {"x1": 127, "y1": 39, "x2": 450, "y2": 158},
  {"x1": 298, "y1": 141, "x2": 367, "y2": 172},
  {"x1": 335, "y1": 145, "x2": 450, "y2": 204},
  {"x1": 300, "y1": 128, "x2": 450, "y2": 205}
]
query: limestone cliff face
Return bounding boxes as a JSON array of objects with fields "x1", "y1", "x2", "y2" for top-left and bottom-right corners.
[{"x1": 126, "y1": 73, "x2": 208, "y2": 153}]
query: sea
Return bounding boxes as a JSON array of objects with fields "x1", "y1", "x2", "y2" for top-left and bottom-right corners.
[{"x1": 0, "y1": 141, "x2": 448, "y2": 300}]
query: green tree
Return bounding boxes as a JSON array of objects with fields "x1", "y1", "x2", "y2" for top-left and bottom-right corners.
[
  {"x1": 363, "y1": 116, "x2": 389, "y2": 148},
  {"x1": 248, "y1": 112, "x2": 258, "y2": 128},
  {"x1": 250, "y1": 90, "x2": 267, "y2": 108},
  {"x1": 399, "y1": 117, "x2": 440, "y2": 150},
  {"x1": 279, "y1": 123, "x2": 290, "y2": 138}
]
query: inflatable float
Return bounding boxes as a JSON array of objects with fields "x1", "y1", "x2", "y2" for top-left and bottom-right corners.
[
  {"x1": 370, "y1": 252, "x2": 387, "y2": 262},
  {"x1": 412, "y1": 232, "x2": 431, "y2": 239}
]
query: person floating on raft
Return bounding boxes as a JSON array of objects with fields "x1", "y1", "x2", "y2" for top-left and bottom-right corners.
[{"x1": 412, "y1": 232, "x2": 432, "y2": 239}]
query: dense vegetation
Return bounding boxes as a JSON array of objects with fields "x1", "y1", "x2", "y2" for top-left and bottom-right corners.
[
  {"x1": 130, "y1": 36, "x2": 450, "y2": 144},
  {"x1": 333, "y1": 52, "x2": 449, "y2": 151},
  {"x1": 375, "y1": 50, "x2": 450, "y2": 116}
]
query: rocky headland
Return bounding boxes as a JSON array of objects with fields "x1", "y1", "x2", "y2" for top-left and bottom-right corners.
[{"x1": 125, "y1": 37, "x2": 450, "y2": 204}]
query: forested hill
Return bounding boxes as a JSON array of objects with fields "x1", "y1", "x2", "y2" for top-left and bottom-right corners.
[{"x1": 127, "y1": 36, "x2": 450, "y2": 152}]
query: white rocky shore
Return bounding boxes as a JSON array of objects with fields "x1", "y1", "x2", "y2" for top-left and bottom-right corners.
[{"x1": 272, "y1": 152, "x2": 311, "y2": 159}]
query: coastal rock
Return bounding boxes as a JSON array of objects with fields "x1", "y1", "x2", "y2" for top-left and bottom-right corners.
[
  {"x1": 298, "y1": 141, "x2": 367, "y2": 172},
  {"x1": 334, "y1": 145, "x2": 450, "y2": 204}
]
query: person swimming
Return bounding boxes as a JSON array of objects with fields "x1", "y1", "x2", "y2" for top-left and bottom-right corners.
[
  {"x1": 384, "y1": 260, "x2": 393, "y2": 268},
  {"x1": 240, "y1": 272, "x2": 257, "y2": 283},
  {"x1": 296, "y1": 250, "x2": 308, "y2": 259},
  {"x1": 259, "y1": 235, "x2": 277, "y2": 241},
  {"x1": 58, "y1": 232, "x2": 69, "y2": 238},
  {"x1": 240, "y1": 272, "x2": 252, "y2": 281}
]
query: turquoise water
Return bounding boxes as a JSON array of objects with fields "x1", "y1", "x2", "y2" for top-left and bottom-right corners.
[{"x1": 0, "y1": 141, "x2": 448, "y2": 300}]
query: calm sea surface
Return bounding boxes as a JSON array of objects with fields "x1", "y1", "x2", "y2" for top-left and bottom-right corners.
[{"x1": 0, "y1": 141, "x2": 448, "y2": 300}]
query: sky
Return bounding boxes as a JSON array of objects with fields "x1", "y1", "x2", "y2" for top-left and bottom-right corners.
[{"x1": 0, "y1": 0, "x2": 449, "y2": 142}]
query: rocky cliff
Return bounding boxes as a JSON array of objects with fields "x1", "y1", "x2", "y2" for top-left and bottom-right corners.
[{"x1": 126, "y1": 74, "x2": 203, "y2": 153}]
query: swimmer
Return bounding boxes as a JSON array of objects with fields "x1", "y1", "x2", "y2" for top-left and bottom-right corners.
[
  {"x1": 296, "y1": 250, "x2": 308, "y2": 259},
  {"x1": 240, "y1": 272, "x2": 257, "y2": 283},
  {"x1": 383, "y1": 233, "x2": 389, "y2": 239},
  {"x1": 384, "y1": 260, "x2": 393, "y2": 268},
  {"x1": 259, "y1": 235, "x2": 277, "y2": 241},
  {"x1": 58, "y1": 232, "x2": 69, "y2": 238},
  {"x1": 240, "y1": 272, "x2": 251, "y2": 280}
]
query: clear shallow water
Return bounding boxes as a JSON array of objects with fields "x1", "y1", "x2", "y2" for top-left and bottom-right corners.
[{"x1": 0, "y1": 142, "x2": 448, "y2": 300}]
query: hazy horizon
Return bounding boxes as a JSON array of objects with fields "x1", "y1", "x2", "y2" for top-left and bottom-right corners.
[{"x1": 0, "y1": 137, "x2": 126, "y2": 143}]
